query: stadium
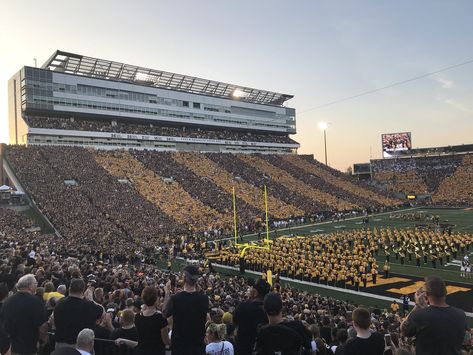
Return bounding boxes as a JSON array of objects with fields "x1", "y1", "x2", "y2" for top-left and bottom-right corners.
[{"x1": 1, "y1": 49, "x2": 473, "y2": 355}]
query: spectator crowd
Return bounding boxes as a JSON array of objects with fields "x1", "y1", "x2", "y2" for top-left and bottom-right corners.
[
  {"x1": 6, "y1": 145, "x2": 400, "y2": 254},
  {"x1": 25, "y1": 115, "x2": 298, "y2": 145},
  {"x1": 0, "y1": 208, "x2": 471, "y2": 355},
  {"x1": 371, "y1": 154, "x2": 473, "y2": 207}
]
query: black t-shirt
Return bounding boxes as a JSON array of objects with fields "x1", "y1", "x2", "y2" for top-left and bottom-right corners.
[
  {"x1": 109, "y1": 326, "x2": 139, "y2": 341},
  {"x1": 344, "y1": 333, "x2": 385, "y2": 355},
  {"x1": 93, "y1": 324, "x2": 113, "y2": 355},
  {"x1": 163, "y1": 290, "x2": 209, "y2": 352},
  {"x1": 0, "y1": 302, "x2": 9, "y2": 354},
  {"x1": 403, "y1": 305, "x2": 467, "y2": 355},
  {"x1": 110, "y1": 326, "x2": 140, "y2": 355},
  {"x1": 233, "y1": 300, "x2": 268, "y2": 354},
  {"x1": 53, "y1": 296, "x2": 103, "y2": 344},
  {"x1": 335, "y1": 344, "x2": 346, "y2": 355},
  {"x1": 134, "y1": 312, "x2": 168, "y2": 355},
  {"x1": 254, "y1": 321, "x2": 305, "y2": 355},
  {"x1": 320, "y1": 326, "x2": 332, "y2": 344},
  {"x1": 1, "y1": 292, "x2": 47, "y2": 353},
  {"x1": 50, "y1": 347, "x2": 81, "y2": 355},
  {"x1": 282, "y1": 320, "x2": 312, "y2": 351}
]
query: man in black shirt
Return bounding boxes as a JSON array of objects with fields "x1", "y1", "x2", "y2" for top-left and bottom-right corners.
[
  {"x1": 344, "y1": 307, "x2": 384, "y2": 355},
  {"x1": 320, "y1": 316, "x2": 332, "y2": 344},
  {"x1": 233, "y1": 278, "x2": 271, "y2": 355},
  {"x1": 254, "y1": 292, "x2": 312, "y2": 355},
  {"x1": 53, "y1": 278, "x2": 104, "y2": 348},
  {"x1": 163, "y1": 264, "x2": 209, "y2": 355},
  {"x1": 401, "y1": 276, "x2": 467, "y2": 355},
  {"x1": 0, "y1": 282, "x2": 10, "y2": 354},
  {"x1": 1, "y1": 274, "x2": 48, "y2": 355}
]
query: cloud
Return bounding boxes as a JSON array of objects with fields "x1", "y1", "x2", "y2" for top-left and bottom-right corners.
[
  {"x1": 434, "y1": 77, "x2": 454, "y2": 89},
  {"x1": 444, "y1": 98, "x2": 473, "y2": 113}
]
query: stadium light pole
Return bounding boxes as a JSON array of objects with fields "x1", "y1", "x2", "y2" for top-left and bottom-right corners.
[{"x1": 318, "y1": 122, "x2": 329, "y2": 166}]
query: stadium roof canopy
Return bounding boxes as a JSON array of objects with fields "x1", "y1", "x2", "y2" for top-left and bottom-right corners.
[{"x1": 41, "y1": 50, "x2": 293, "y2": 106}]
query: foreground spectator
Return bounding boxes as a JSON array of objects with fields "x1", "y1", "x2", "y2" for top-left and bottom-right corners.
[
  {"x1": 116, "y1": 286, "x2": 169, "y2": 355},
  {"x1": 344, "y1": 307, "x2": 384, "y2": 355},
  {"x1": 0, "y1": 282, "x2": 10, "y2": 355},
  {"x1": 333, "y1": 328, "x2": 348, "y2": 354},
  {"x1": 164, "y1": 265, "x2": 209, "y2": 355},
  {"x1": 53, "y1": 279, "x2": 104, "y2": 348},
  {"x1": 254, "y1": 292, "x2": 311, "y2": 354},
  {"x1": 110, "y1": 309, "x2": 139, "y2": 344},
  {"x1": 401, "y1": 276, "x2": 467, "y2": 355},
  {"x1": 1, "y1": 274, "x2": 48, "y2": 355},
  {"x1": 233, "y1": 279, "x2": 271, "y2": 355},
  {"x1": 76, "y1": 328, "x2": 95, "y2": 355},
  {"x1": 205, "y1": 323, "x2": 234, "y2": 355},
  {"x1": 51, "y1": 328, "x2": 94, "y2": 355}
]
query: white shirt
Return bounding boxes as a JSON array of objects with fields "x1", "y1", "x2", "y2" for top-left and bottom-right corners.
[
  {"x1": 78, "y1": 350, "x2": 91, "y2": 355},
  {"x1": 205, "y1": 341, "x2": 234, "y2": 355}
]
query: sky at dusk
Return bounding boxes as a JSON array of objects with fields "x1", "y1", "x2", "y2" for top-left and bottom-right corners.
[{"x1": 1, "y1": 0, "x2": 472, "y2": 170}]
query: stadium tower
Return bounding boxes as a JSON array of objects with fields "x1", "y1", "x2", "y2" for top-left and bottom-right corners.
[{"x1": 8, "y1": 50, "x2": 299, "y2": 154}]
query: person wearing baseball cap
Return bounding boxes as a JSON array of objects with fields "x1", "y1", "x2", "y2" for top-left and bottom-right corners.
[
  {"x1": 163, "y1": 264, "x2": 209, "y2": 355},
  {"x1": 233, "y1": 278, "x2": 271, "y2": 354}
]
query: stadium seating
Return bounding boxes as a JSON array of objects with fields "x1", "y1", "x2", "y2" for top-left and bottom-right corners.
[
  {"x1": 238, "y1": 154, "x2": 356, "y2": 211},
  {"x1": 6, "y1": 146, "x2": 184, "y2": 260},
  {"x1": 433, "y1": 154, "x2": 473, "y2": 206},
  {"x1": 284, "y1": 155, "x2": 401, "y2": 207},
  {"x1": 94, "y1": 150, "x2": 231, "y2": 232},
  {"x1": 6, "y1": 146, "x2": 403, "y2": 246},
  {"x1": 171, "y1": 152, "x2": 305, "y2": 219},
  {"x1": 24, "y1": 115, "x2": 297, "y2": 144},
  {"x1": 132, "y1": 150, "x2": 262, "y2": 230},
  {"x1": 205, "y1": 153, "x2": 326, "y2": 214},
  {"x1": 371, "y1": 155, "x2": 465, "y2": 201}
]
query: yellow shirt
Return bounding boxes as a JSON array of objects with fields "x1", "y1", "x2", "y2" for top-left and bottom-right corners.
[{"x1": 44, "y1": 291, "x2": 64, "y2": 302}]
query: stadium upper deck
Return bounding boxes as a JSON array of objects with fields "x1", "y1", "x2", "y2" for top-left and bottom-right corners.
[{"x1": 8, "y1": 50, "x2": 298, "y2": 153}]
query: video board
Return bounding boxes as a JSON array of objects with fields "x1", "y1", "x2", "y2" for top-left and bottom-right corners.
[{"x1": 382, "y1": 132, "x2": 412, "y2": 158}]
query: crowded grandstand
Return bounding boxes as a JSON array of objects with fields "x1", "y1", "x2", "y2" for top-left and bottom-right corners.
[{"x1": 1, "y1": 51, "x2": 472, "y2": 355}]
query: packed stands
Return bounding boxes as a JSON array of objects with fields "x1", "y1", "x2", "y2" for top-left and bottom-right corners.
[
  {"x1": 433, "y1": 154, "x2": 473, "y2": 206},
  {"x1": 371, "y1": 155, "x2": 464, "y2": 198},
  {"x1": 5, "y1": 146, "x2": 403, "y2": 244},
  {"x1": 25, "y1": 115, "x2": 297, "y2": 145},
  {"x1": 94, "y1": 150, "x2": 231, "y2": 232},
  {"x1": 238, "y1": 154, "x2": 356, "y2": 211},
  {"x1": 373, "y1": 170, "x2": 429, "y2": 195},
  {"x1": 171, "y1": 152, "x2": 305, "y2": 219},
  {"x1": 6, "y1": 146, "x2": 185, "y2": 260},
  {"x1": 285, "y1": 155, "x2": 401, "y2": 208},
  {"x1": 132, "y1": 151, "x2": 262, "y2": 231}
]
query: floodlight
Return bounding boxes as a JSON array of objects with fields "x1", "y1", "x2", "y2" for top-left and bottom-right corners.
[
  {"x1": 232, "y1": 89, "x2": 246, "y2": 98},
  {"x1": 318, "y1": 122, "x2": 328, "y2": 130}
]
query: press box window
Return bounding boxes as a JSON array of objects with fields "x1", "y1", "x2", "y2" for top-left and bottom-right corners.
[{"x1": 193, "y1": 102, "x2": 200, "y2": 109}]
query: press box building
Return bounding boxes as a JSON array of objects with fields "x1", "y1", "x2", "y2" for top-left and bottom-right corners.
[{"x1": 8, "y1": 50, "x2": 299, "y2": 154}]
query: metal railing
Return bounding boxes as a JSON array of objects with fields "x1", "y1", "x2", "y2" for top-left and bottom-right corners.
[{"x1": 45, "y1": 332, "x2": 136, "y2": 355}]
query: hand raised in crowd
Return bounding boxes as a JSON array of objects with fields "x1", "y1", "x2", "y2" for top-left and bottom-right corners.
[{"x1": 414, "y1": 287, "x2": 428, "y2": 308}]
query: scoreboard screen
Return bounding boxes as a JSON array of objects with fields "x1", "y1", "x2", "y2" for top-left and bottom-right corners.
[{"x1": 382, "y1": 132, "x2": 412, "y2": 158}]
